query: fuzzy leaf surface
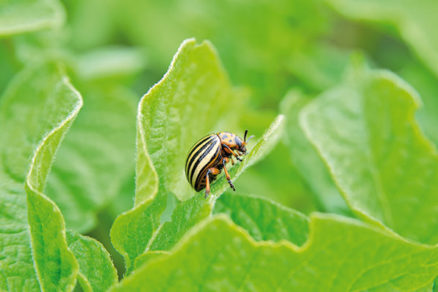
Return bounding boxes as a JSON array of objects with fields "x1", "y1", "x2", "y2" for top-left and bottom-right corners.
[
  {"x1": 111, "y1": 39, "x2": 284, "y2": 275},
  {"x1": 281, "y1": 91, "x2": 348, "y2": 214},
  {"x1": 302, "y1": 70, "x2": 438, "y2": 244},
  {"x1": 0, "y1": 63, "x2": 81, "y2": 290},
  {"x1": 214, "y1": 193, "x2": 309, "y2": 246},
  {"x1": 113, "y1": 215, "x2": 438, "y2": 291},
  {"x1": 67, "y1": 231, "x2": 118, "y2": 292},
  {"x1": 110, "y1": 39, "x2": 237, "y2": 273}
]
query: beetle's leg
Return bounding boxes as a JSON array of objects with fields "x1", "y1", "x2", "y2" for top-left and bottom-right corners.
[
  {"x1": 222, "y1": 158, "x2": 236, "y2": 191},
  {"x1": 223, "y1": 144, "x2": 242, "y2": 161},
  {"x1": 205, "y1": 170, "x2": 211, "y2": 198},
  {"x1": 205, "y1": 167, "x2": 221, "y2": 198}
]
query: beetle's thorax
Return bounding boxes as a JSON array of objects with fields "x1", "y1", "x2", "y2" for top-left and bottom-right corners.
[
  {"x1": 217, "y1": 132, "x2": 236, "y2": 150},
  {"x1": 217, "y1": 132, "x2": 247, "y2": 155}
]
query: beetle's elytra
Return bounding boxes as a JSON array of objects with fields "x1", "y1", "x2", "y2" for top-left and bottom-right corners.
[{"x1": 185, "y1": 130, "x2": 251, "y2": 198}]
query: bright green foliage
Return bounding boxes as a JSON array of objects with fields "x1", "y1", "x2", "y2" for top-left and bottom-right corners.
[
  {"x1": 399, "y1": 61, "x2": 438, "y2": 146},
  {"x1": 46, "y1": 84, "x2": 137, "y2": 232},
  {"x1": 110, "y1": 39, "x2": 286, "y2": 275},
  {"x1": 147, "y1": 194, "x2": 212, "y2": 251},
  {"x1": 2, "y1": 0, "x2": 438, "y2": 289},
  {"x1": 113, "y1": 215, "x2": 438, "y2": 291},
  {"x1": 281, "y1": 91, "x2": 348, "y2": 214},
  {"x1": 110, "y1": 39, "x2": 237, "y2": 273},
  {"x1": 0, "y1": 63, "x2": 80, "y2": 290},
  {"x1": 134, "y1": 251, "x2": 170, "y2": 270},
  {"x1": 135, "y1": 39, "x2": 236, "y2": 202},
  {"x1": 110, "y1": 191, "x2": 165, "y2": 274},
  {"x1": 214, "y1": 193, "x2": 309, "y2": 246},
  {"x1": 0, "y1": 0, "x2": 64, "y2": 36},
  {"x1": 114, "y1": 113, "x2": 283, "y2": 274},
  {"x1": 66, "y1": 231, "x2": 118, "y2": 292},
  {"x1": 327, "y1": 0, "x2": 438, "y2": 79},
  {"x1": 302, "y1": 69, "x2": 438, "y2": 244},
  {"x1": 0, "y1": 61, "x2": 120, "y2": 291},
  {"x1": 326, "y1": 0, "x2": 438, "y2": 149}
]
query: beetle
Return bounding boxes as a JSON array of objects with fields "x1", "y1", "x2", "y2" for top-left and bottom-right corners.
[{"x1": 185, "y1": 130, "x2": 252, "y2": 198}]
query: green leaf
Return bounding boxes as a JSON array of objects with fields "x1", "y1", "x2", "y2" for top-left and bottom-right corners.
[
  {"x1": 110, "y1": 38, "x2": 237, "y2": 273},
  {"x1": 398, "y1": 61, "x2": 438, "y2": 147},
  {"x1": 127, "y1": 113, "x2": 285, "y2": 273},
  {"x1": 46, "y1": 84, "x2": 137, "y2": 232},
  {"x1": 136, "y1": 38, "x2": 237, "y2": 202},
  {"x1": 112, "y1": 214, "x2": 438, "y2": 291},
  {"x1": 281, "y1": 90, "x2": 349, "y2": 214},
  {"x1": 111, "y1": 114, "x2": 285, "y2": 275},
  {"x1": 0, "y1": 0, "x2": 65, "y2": 36},
  {"x1": 67, "y1": 231, "x2": 118, "y2": 292},
  {"x1": 147, "y1": 194, "x2": 212, "y2": 252},
  {"x1": 301, "y1": 69, "x2": 438, "y2": 244},
  {"x1": 0, "y1": 62, "x2": 81, "y2": 290},
  {"x1": 214, "y1": 193, "x2": 309, "y2": 246},
  {"x1": 24, "y1": 70, "x2": 82, "y2": 291},
  {"x1": 111, "y1": 39, "x2": 285, "y2": 275},
  {"x1": 134, "y1": 251, "x2": 169, "y2": 270},
  {"x1": 326, "y1": 0, "x2": 438, "y2": 79}
]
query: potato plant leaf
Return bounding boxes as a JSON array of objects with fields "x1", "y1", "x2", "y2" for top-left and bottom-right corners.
[
  {"x1": 281, "y1": 91, "x2": 348, "y2": 214},
  {"x1": 0, "y1": 63, "x2": 81, "y2": 290},
  {"x1": 0, "y1": 62, "x2": 120, "y2": 292},
  {"x1": 66, "y1": 231, "x2": 118, "y2": 292},
  {"x1": 134, "y1": 251, "x2": 170, "y2": 270},
  {"x1": 135, "y1": 38, "x2": 238, "y2": 202},
  {"x1": 46, "y1": 84, "x2": 137, "y2": 232},
  {"x1": 214, "y1": 193, "x2": 309, "y2": 246},
  {"x1": 399, "y1": 61, "x2": 438, "y2": 147},
  {"x1": 147, "y1": 114, "x2": 284, "y2": 248},
  {"x1": 112, "y1": 214, "x2": 438, "y2": 291},
  {"x1": 110, "y1": 39, "x2": 284, "y2": 275},
  {"x1": 110, "y1": 38, "x2": 237, "y2": 274},
  {"x1": 301, "y1": 69, "x2": 438, "y2": 244}
]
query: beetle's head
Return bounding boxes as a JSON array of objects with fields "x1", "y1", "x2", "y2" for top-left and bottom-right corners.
[{"x1": 236, "y1": 130, "x2": 254, "y2": 155}]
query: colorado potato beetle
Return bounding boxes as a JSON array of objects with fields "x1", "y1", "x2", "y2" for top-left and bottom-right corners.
[{"x1": 185, "y1": 130, "x2": 252, "y2": 198}]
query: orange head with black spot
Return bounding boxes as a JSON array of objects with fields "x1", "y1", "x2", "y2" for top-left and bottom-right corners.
[{"x1": 217, "y1": 130, "x2": 252, "y2": 156}]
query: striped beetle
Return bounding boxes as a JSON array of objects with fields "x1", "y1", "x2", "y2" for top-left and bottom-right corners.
[{"x1": 185, "y1": 130, "x2": 252, "y2": 198}]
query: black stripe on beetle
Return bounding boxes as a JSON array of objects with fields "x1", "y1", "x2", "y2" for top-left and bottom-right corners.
[
  {"x1": 184, "y1": 130, "x2": 251, "y2": 198},
  {"x1": 188, "y1": 136, "x2": 220, "y2": 185},
  {"x1": 185, "y1": 135, "x2": 213, "y2": 173},
  {"x1": 185, "y1": 135, "x2": 217, "y2": 181}
]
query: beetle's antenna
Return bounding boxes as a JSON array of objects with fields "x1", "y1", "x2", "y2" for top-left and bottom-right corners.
[
  {"x1": 247, "y1": 135, "x2": 255, "y2": 142},
  {"x1": 244, "y1": 130, "x2": 248, "y2": 142}
]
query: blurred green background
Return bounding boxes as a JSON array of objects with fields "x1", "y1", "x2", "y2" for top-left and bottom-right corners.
[{"x1": 2, "y1": 0, "x2": 437, "y2": 277}]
